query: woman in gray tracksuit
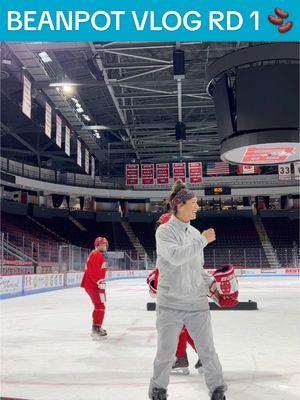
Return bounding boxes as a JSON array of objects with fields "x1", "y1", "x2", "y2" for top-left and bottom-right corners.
[{"x1": 149, "y1": 181, "x2": 227, "y2": 400}]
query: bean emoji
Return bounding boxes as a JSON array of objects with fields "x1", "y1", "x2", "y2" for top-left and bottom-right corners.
[
  {"x1": 279, "y1": 21, "x2": 293, "y2": 33},
  {"x1": 275, "y1": 8, "x2": 289, "y2": 19},
  {"x1": 268, "y1": 15, "x2": 283, "y2": 25}
]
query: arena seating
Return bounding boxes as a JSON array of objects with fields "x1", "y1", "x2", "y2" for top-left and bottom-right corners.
[
  {"x1": 32, "y1": 216, "x2": 135, "y2": 251},
  {"x1": 261, "y1": 218, "x2": 299, "y2": 247},
  {"x1": 2, "y1": 210, "x2": 298, "y2": 268},
  {"x1": 192, "y1": 217, "x2": 269, "y2": 268},
  {"x1": 261, "y1": 217, "x2": 299, "y2": 267},
  {"x1": 77, "y1": 218, "x2": 135, "y2": 251},
  {"x1": 130, "y1": 221, "x2": 156, "y2": 259},
  {"x1": 1, "y1": 212, "x2": 61, "y2": 262},
  {"x1": 128, "y1": 216, "x2": 270, "y2": 267}
]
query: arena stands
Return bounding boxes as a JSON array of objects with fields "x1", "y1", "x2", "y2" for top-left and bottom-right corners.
[
  {"x1": 1, "y1": 204, "x2": 299, "y2": 270},
  {"x1": 261, "y1": 217, "x2": 299, "y2": 267}
]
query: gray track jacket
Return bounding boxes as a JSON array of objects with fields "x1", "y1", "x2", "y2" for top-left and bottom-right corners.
[{"x1": 156, "y1": 215, "x2": 213, "y2": 311}]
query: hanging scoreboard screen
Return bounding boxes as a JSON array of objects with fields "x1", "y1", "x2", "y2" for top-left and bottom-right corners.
[{"x1": 204, "y1": 186, "x2": 231, "y2": 195}]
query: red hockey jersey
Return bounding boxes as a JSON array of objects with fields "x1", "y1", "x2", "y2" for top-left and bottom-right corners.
[{"x1": 81, "y1": 250, "x2": 107, "y2": 290}]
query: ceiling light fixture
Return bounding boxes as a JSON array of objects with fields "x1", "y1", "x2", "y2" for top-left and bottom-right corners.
[
  {"x1": 62, "y1": 85, "x2": 75, "y2": 95},
  {"x1": 49, "y1": 82, "x2": 78, "y2": 87},
  {"x1": 1, "y1": 58, "x2": 12, "y2": 65},
  {"x1": 38, "y1": 51, "x2": 52, "y2": 63}
]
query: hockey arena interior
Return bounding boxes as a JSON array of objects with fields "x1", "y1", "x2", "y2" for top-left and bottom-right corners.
[{"x1": 0, "y1": 42, "x2": 299, "y2": 400}]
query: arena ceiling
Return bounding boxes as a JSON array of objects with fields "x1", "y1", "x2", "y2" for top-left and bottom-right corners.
[{"x1": 1, "y1": 41, "x2": 254, "y2": 177}]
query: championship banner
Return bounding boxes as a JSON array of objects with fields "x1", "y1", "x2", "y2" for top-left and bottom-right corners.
[
  {"x1": 91, "y1": 155, "x2": 95, "y2": 179},
  {"x1": 141, "y1": 164, "x2": 154, "y2": 185},
  {"x1": 45, "y1": 102, "x2": 52, "y2": 138},
  {"x1": 85, "y1": 148, "x2": 90, "y2": 174},
  {"x1": 22, "y1": 74, "x2": 31, "y2": 119},
  {"x1": 189, "y1": 162, "x2": 203, "y2": 184},
  {"x1": 65, "y1": 126, "x2": 71, "y2": 156},
  {"x1": 126, "y1": 164, "x2": 139, "y2": 185},
  {"x1": 56, "y1": 115, "x2": 62, "y2": 148},
  {"x1": 77, "y1": 139, "x2": 82, "y2": 167},
  {"x1": 156, "y1": 163, "x2": 170, "y2": 185},
  {"x1": 173, "y1": 162, "x2": 186, "y2": 183},
  {"x1": 294, "y1": 162, "x2": 300, "y2": 180},
  {"x1": 278, "y1": 163, "x2": 291, "y2": 180}
]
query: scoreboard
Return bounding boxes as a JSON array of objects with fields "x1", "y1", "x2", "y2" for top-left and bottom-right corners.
[{"x1": 204, "y1": 186, "x2": 231, "y2": 195}]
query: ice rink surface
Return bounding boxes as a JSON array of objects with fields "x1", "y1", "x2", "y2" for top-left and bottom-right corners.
[{"x1": 1, "y1": 276, "x2": 300, "y2": 400}]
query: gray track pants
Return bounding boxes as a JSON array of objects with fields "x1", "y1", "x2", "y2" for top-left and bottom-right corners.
[{"x1": 149, "y1": 306, "x2": 226, "y2": 398}]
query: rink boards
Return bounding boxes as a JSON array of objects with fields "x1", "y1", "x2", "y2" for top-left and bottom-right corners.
[{"x1": 1, "y1": 268, "x2": 299, "y2": 300}]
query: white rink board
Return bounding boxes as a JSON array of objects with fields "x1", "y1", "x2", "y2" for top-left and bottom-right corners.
[
  {"x1": 1, "y1": 269, "x2": 299, "y2": 300},
  {"x1": 0, "y1": 275, "x2": 23, "y2": 298},
  {"x1": 24, "y1": 273, "x2": 64, "y2": 293},
  {"x1": 66, "y1": 272, "x2": 84, "y2": 287}
]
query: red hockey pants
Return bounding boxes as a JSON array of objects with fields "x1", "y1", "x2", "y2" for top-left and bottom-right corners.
[
  {"x1": 176, "y1": 326, "x2": 196, "y2": 358},
  {"x1": 85, "y1": 288, "x2": 106, "y2": 327}
]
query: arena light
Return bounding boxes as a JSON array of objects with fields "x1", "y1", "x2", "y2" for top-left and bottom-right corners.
[
  {"x1": 83, "y1": 115, "x2": 91, "y2": 122},
  {"x1": 1, "y1": 58, "x2": 12, "y2": 65},
  {"x1": 62, "y1": 85, "x2": 75, "y2": 95},
  {"x1": 49, "y1": 81, "x2": 79, "y2": 94},
  {"x1": 95, "y1": 125, "x2": 111, "y2": 130},
  {"x1": 79, "y1": 125, "x2": 112, "y2": 131},
  {"x1": 76, "y1": 107, "x2": 84, "y2": 113},
  {"x1": 49, "y1": 82, "x2": 78, "y2": 87},
  {"x1": 38, "y1": 51, "x2": 52, "y2": 63},
  {"x1": 94, "y1": 130, "x2": 101, "y2": 139}
]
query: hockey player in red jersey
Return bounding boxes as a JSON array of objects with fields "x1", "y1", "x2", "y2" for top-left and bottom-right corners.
[{"x1": 81, "y1": 237, "x2": 109, "y2": 340}]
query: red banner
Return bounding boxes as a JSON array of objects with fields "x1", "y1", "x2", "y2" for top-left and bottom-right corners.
[
  {"x1": 4, "y1": 260, "x2": 33, "y2": 266},
  {"x1": 189, "y1": 162, "x2": 203, "y2": 184},
  {"x1": 156, "y1": 163, "x2": 170, "y2": 185},
  {"x1": 126, "y1": 164, "x2": 139, "y2": 185},
  {"x1": 141, "y1": 164, "x2": 154, "y2": 185},
  {"x1": 285, "y1": 268, "x2": 300, "y2": 274},
  {"x1": 173, "y1": 162, "x2": 186, "y2": 183}
]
